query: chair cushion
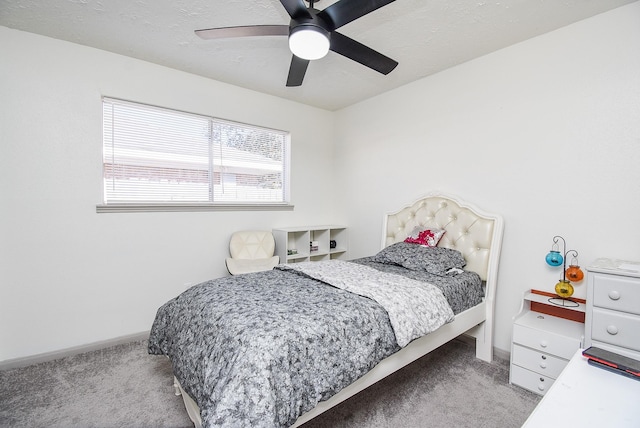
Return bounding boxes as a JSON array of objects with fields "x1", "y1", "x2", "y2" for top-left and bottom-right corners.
[{"x1": 225, "y1": 256, "x2": 280, "y2": 275}]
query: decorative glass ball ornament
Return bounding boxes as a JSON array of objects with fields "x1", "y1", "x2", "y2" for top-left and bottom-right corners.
[
  {"x1": 565, "y1": 265, "x2": 584, "y2": 282},
  {"x1": 545, "y1": 251, "x2": 563, "y2": 267},
  {"x1": 555, "y1": 280, "x2": 574, "y2": 298}
]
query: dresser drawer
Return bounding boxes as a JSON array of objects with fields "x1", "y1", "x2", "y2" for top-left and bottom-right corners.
[
  {"x1": 510, "y1": 364, "x2": 555, "y2": 395},
  {"x1": 591, "y1": 307, "x2": 640, "y2": 352},
  {"x1": 592, "y1": 274, "x2": 640, "y2": 315},
  {"x1": 511, "y1": 344, "x2": 568, "y2": 379},
  {"x1": 513, "y1": 322, "x2": 581, "y2": 360}
]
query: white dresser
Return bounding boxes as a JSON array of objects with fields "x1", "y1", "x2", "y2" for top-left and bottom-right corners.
[{"x1": 585, "y1": 258, "x2": 640, "y2": 360}]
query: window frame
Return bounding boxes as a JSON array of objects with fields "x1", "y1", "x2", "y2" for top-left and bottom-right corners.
[{"x1": 97, "y1": 98, "x2": 293, "y2": 213}]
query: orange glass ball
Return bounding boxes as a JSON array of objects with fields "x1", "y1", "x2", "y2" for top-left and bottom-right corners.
[{"x1": 566, "y1": 265, "x2": 584, "y2": 282}]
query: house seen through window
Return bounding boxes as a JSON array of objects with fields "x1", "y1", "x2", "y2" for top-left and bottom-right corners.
[{"x1": 102, "y1": 98, "x2": 290, "y2": 208}]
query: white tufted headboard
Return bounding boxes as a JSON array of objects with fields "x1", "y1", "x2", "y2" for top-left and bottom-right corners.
[
  {"x1": 380, "y1": 192, "x2": 504, "y2": 365},
  {"x1": 382, "y1": 192, "x2": 504, "y2": 283}
]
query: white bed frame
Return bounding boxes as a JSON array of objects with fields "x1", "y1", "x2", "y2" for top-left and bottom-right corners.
[{"x1": 174, "y1": 192, "x2": 504, "y2": 428}]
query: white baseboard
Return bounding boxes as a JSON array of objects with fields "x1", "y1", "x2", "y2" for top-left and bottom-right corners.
[
  {"x1": 0, "y1": 331, "x2": 150, "y2": 371},
  {"x1": 458, "y1": 333, "x2": 510, "y2": 363},
  {"x1": 493, "y1": 346, "x2": 510, "y2": 362}
]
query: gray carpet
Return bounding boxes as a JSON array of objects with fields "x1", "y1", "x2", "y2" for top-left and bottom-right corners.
[{"x1": 0, "y1": 338, "x2": 540, "y2": 428}]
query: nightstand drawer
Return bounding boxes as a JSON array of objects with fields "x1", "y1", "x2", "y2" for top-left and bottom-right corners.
[
  {"x1": 510, "y1": 364, "x2": 555, "y2": 395},
  {"x1": 592, "y1": 274, "x2": 640, "y2": 315},
  {"x1": 591, "y1": 307, "x2": 640, "y2": 352},
  {"x1": 513, "y1": 319, "x2": 582, "y2": 360},
  {"x1": 511, "y1": 344, "x2": 568, "y2": 379}
]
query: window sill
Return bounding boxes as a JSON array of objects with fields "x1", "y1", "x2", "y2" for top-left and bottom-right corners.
[{"x1": 96, "y1": 203, "x2": 294, "y2": 213}]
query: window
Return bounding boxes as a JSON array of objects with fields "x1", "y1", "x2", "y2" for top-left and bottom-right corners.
[{"x1": 100, "y1": 98, "x2": 290, "y2": 212}]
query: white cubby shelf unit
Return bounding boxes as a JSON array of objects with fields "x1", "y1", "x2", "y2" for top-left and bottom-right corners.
[{"x1": 273, "y1": 226, "x2": 348, "y2": 263}]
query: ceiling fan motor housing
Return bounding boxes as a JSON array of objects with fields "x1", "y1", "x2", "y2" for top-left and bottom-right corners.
[{"x1": 288, "y1": 14, "x2": 331, "y2": 60}]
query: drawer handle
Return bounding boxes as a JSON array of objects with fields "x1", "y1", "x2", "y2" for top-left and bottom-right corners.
[
  {"x1": 607, "y1": 325, "x2": 619, "y2": 335},
  {"x1": 608, "y1": 290, "x2": 621, "y2": 300},
  {"x1": 540, "y1": 362, "x2": 547, "y2": 369},
  {"x1": 541, "y1": 355, "x2": 547, "y2": 360},
  {"x1": 537, "y1": 379, "x2": 546, "y2": 391},
  {"x1": 540, "y1": 340, "x2": 548, "y2": 348}
]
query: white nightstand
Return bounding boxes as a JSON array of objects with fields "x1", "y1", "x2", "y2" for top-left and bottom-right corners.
[{"x1": 510, "y1": 290, "x2": 585, "y2": 395}]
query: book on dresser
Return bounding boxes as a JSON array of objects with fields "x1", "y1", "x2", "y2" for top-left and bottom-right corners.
[{"x1": 582, "y1": 346, "x2": 640, "y2": 380}]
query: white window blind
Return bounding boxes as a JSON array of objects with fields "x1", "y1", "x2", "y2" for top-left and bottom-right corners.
[{"x1": 102, "y1": 98, "x2": 290, "y2": 208}]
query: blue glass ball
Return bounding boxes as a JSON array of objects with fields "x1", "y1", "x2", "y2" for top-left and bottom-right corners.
[{"x1": 545, "y1": 251, "x2": 563, "y2": 266}]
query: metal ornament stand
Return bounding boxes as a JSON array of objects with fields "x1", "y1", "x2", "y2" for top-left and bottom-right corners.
[
  {"x1": 548, "y1": 296, "x2": 579, "y2": 308},
  {"x1": 546, "y1": 235, "x2": 580, "y2": 308}
]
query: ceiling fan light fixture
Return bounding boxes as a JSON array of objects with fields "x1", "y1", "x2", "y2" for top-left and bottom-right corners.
[{"x1": 288, "y1": 24, "x2": 330, "y2": 60}]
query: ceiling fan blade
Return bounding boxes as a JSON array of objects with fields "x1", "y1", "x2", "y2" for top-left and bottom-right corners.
[
  {"x1": 330, "y1": 31, "x2": 398, "y2": 75},
  {"x1": 318, "y1": 0, "x2": 395, "y2": 30},
  {"x1": 195, "y1": 25, "x2": 289, "y2": 39},
  {"x1": 286, "y1": 55, "x2": 310, "y2": 87},
  {"x1": 279, "y1": 0, "x2": 312, "y2": 20}
]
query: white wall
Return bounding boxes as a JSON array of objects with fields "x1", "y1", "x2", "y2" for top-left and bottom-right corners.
[
  {"x1": 334, "y1": 2, "x2": 640, "y2": 353},
  {"x1": 0, "y1": 27, "x2": 338, "y2": 361}
]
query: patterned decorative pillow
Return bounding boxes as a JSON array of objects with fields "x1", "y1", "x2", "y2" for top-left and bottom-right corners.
[
  {"x1": 371, "y1": 242, "x2": 466, "y2": 275},
  {"x1": 404, "y1": 226, "x2": 445, "y2": 247}
]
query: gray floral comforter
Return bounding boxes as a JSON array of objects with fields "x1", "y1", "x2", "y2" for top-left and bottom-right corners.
[
  {"x1": 148, "y1": 260, "x2": 480, "y2": 428},
  {"x1": 279, "y1": 260, "x2": 454, "y2": 347}
]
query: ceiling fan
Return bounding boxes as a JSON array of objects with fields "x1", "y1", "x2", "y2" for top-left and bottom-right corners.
[{"x1": 195, "y1": 0, "x2": 398, "y2": 87}]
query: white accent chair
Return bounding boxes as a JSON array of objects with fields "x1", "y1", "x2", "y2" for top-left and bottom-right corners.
[{"x1": 225, "y1": 230, "x2": 280, "y2": 275}]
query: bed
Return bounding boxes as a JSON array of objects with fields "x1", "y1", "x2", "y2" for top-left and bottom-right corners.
[{"x1": 148, "y1": 192, "x2": 504, "y2": 428}]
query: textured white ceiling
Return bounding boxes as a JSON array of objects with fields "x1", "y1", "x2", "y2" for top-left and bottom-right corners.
[{"x1": 1, "y1": 0, "x2": 635, "y2": 110}]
